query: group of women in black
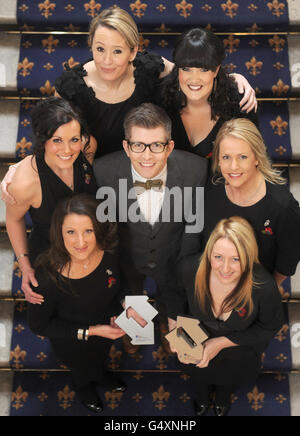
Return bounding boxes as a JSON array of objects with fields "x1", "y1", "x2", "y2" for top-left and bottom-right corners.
[{"x1": 2, "y1": 6, "x2": 300, "y2": 416}]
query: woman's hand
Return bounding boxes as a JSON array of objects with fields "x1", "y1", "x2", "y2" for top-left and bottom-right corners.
[
  {"x1": 89, "y1": 324, "x2": 126, "y2": 340},
  {"x1": 196, "y1": 337, "x2": 237, "y2": 368},
  {"x1": 1, "y1": 165, "x2": 18, "y2": 205},
  {"x1": 21, "y1": 265, "x2": 43, "y2": 305},
  {"x1": 231, "y1": 73, "x2": 258, "y2": 113}
]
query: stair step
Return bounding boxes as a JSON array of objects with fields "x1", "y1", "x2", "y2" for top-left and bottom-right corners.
[
  {"x1": 288, "y1": 0, "x2": 300, "y2": 27},
  {"x1": 289, "y1": 102, "x2": 300, "y2": 160},
  {"x1": 0, "y1": 372, "x2": 13, "y2": 417},
  {"x1": 0, "y1": 33, "x2": 20, "y2": 91},
  {"x1": 0, "y1": 100, "x2": 20, "y2": 159},
  {"x1": 288, "y1": 303, "x2": 300, "y2": 369},
  {"x1": 289, "y1": 373, "x2": 300, "y2": 416},
  {"x1": 0, "y1": 235, "x2": 15, "y2": 297},
  {"x1": 0, "y1": 302, "x2": 14, "y2": 367},
  {"x1": 0, "y1": 1, "x2": 17, "y2": 25}
]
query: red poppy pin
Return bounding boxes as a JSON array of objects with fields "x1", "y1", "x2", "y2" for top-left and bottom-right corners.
[
  {"x1": 235, "y1": 307, "x2": 247, "y2": 318},
  {"x1": 262, "y1": 220, "x2": 273, "y2": 235},
  {"x1": 85, "y1": 174, "x2": 91, "y2": 185},
  {"x1": 106, "y1": 269, "x2": 116, "y2": 288},
  {"x1": 108, "y1": 277, "x2": 116, "y2": 288}
]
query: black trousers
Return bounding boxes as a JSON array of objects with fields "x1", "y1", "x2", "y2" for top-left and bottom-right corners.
[
  {"x1": 51, "y1": 337, "x2": 113, "y2": 390},
  {"x1": 120, "y1": 264, "x2": 168, "y2": 323},
  {"x1": 177, "y1": 346, "x2": 261, "y2": 403}
]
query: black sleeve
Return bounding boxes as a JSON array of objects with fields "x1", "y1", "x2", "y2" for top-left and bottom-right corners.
[
  {"x1": 167, "y1": 254, "x2": 201, "y2": 320},
  {"x1": 226, "y1": 278, "x2": 284, "y2": 347},
  {"x1": 54, "y1": 63, "x2": 87, "y2": 101},
  {"x1": 274, "y1": 193, "x2": 300, "y2": 276},
  {"x1": 27, "y1": 281, "x2": 89, "y2": 341}
]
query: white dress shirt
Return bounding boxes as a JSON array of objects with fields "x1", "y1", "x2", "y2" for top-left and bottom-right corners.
[{"x1": 131, "y1": 165, "x2": 167, "y2": 226}]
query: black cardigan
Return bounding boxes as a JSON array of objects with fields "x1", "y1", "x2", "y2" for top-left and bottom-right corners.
[{"x1": 166, "y1": 256, "x2": 284, "y2": 356}]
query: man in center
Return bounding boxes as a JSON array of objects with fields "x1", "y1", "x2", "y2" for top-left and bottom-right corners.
[{"x1": 93, "y1": 103, "x2": 208, "y2": 351}]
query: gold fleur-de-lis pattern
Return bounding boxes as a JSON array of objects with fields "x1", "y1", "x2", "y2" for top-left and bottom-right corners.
[
  {"x1": 10, "y1": 370, "x2": 291, "y2": 415},
  {"x1": 10, "y1": 0, "x2": 293, "y2": 417}
]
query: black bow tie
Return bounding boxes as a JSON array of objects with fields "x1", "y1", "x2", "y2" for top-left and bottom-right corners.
[{"x1": 133, "y1": 179, "x2": 164, "y2": 194}]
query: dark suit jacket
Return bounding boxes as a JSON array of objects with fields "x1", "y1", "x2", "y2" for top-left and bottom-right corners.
[{"x1": 93, "y1": 150, "x2": 208, "y2": 291}]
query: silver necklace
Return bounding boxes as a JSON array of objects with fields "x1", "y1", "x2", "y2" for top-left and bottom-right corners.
[{"x1": 226, "y1": 178, "x2": 264, "y2": 206}]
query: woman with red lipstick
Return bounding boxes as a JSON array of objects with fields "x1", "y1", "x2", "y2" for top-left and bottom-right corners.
[
  {"x1": 5, "y1": 97, "x2": 97, "y2": 304},
  {"x1": 54, "y1": 6, "x2": 256, "y2": 159},
  {"x1": 160, "y1": 28, "x2": 258, "y2": 159},
  {"x1": 202, "y1": 118, "x2": 300, "y2": 288},
  {"x1": 167, "y1": 217, "x2": 283, "y2": 416},
  {"x1": 28, "y1": 194, "x2": 126, "y2": 414}
]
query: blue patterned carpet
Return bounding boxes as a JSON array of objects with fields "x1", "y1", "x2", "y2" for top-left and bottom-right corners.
[
  {"x1": 7, "y1": 0, "x2": 294, "y2": 417},
  {"x1": 10, "y1": 371, "x2": 290, "y2": 416}
]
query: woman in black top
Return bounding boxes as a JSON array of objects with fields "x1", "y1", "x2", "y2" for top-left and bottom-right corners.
[
  {"x1": 28, "y1": 194, "x2": 126, "y2": 414},
  {"x1": 55, "y1": 7, "x2": 256, "y2": 158},
  {"x1": 159, "y1": 28, "x2": 258, "y2": 159},
  {"x1": 203, "y1": 118, "x2": 300, "y2": 288},
  {"x1": 5, "y1": 97, "x2": 97, "y2": 304},
  {"x1": 167, "y1": 217, "x2": 283, "y2": 416}
]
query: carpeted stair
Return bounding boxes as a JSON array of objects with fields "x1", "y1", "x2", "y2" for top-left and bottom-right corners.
[{"x1": 0, "y1": 0, "x2": 300, "y2": 417}]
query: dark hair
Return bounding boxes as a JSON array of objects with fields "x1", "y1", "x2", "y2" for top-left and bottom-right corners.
[
  {"x1": 30, "y1": 97, "x2": 90, "y2": 157},
  {"x1": 123, "y1": 103, "x2": 172, "y2": 140},
  {"x1": 35, "y1": 193, "x2": 118, "y2": 294},
  {"x1": 159, "y1": 28, "x2": 241, "y2": 120}
]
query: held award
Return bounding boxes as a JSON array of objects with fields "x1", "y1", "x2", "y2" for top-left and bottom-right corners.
[
  {"x1": 165, "y1": 316, "x2": 209, "y2": 364},
  {"x1": 115, "y1": 296, "x2": 158, "y2": 345}
]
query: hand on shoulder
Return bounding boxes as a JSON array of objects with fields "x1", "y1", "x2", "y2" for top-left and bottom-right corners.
[{"x1": 7, "y1": 156, "x2": 40, "y2": 207}]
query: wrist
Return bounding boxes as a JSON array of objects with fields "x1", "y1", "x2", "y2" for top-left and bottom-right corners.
[
  {"x1": 88, "y1": 325, "x2": 100, "y2": 337},
  {"x1": 17, "y1": 256, "x2": 32, "y2": 271}
]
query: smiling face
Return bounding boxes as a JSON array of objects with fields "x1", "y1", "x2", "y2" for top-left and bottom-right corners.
[
  {"x1": 123, "y1": 125, "x2": 174, "y2": 179},
  {"x1": 44, "y1": 120, "x2": 83, "y2": 170},
  {"x1": 178, "y1": 66, "x2": 220, "y2": 104},
  {"x1": 210, "y1": 237, "x2": 242, "y2": 286},
  {"x1": 62, "y1": 214, "x2": 98, "y2": 263},
  {"x1": 91, "y1": 25, "x2": 138, "y2": 82},
  {"x1": 218, "y1": 135, "x2": 259, "y2": 190}
]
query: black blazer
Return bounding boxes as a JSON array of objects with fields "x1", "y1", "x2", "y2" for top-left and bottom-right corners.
[{"x1": 93, "y1": 150, "x2": 208, "y2": 288}]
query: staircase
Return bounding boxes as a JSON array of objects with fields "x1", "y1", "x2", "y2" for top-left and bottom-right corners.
[{"x1": 1, "y1": 0, "x2": 300, "y2": 416}]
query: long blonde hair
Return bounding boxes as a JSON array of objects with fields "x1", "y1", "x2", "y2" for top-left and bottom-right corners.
[
  {"x1": 88, "y1": 6, "x2": 139, "y2": 51},
  {"x1": 212, "y1": 118, "x2": 286, "y2": 185},
  {"x1": 195, "y1": 217, "x2": 260, "y2": 317}
]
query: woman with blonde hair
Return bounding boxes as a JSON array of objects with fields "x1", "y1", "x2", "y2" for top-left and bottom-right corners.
[
  {"x1": 203, "y1": 118, "x2": 300, "y2": 288},
  {"x1": 167, "y1": 217, "x2": 283, "y2": 416}
]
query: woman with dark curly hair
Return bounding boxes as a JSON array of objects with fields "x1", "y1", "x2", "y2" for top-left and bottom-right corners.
[
  {"x1": 28, "y1": 194, "x2": 126, "y2": 414},
  {"x1": 5, "y1": 97, "x2": 98, "y2": 304},
  {"x1": 159, "y1": 28, "x2": 259, "y2": 159},
  {"x1": 55, "y1": 7, "x2": 256, "y2": 158}
]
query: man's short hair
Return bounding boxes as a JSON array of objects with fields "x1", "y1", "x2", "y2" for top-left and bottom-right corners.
[{"x1": 123, "y1": 103, "x2": 172, "y2": 140}]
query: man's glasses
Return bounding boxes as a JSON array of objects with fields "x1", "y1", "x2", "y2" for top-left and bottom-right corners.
[{"x1": 126, "y1": 141, "x2": 169, "y2": 153}]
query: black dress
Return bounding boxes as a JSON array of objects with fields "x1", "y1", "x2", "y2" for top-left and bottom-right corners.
[
  {"x1": 55, "y1": 51, "x2": 164, "y2": 158},
  {"x1": 167, "y1": 258, "x2": 284, "y2": 389},
  {"x1": 28, "y1": 152, "x2": 97, "y2": 262},
  {"x1": 168, "y1": 97, "x2": 258, "y2": 159},
  {"x1": 27, "y1": 252, "x2": 123, "y2": 389},
  {"x1": 202, "y1": 182, "x2": 300, "y2": 276}
]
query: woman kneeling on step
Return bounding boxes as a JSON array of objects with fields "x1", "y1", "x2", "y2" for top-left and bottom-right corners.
[
  {"x1": 27, "y1": 193, "x2": 127, "y2": 414},
  {"x1": 167, "y1": 217, "x2": 284, "y2": 416}
]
